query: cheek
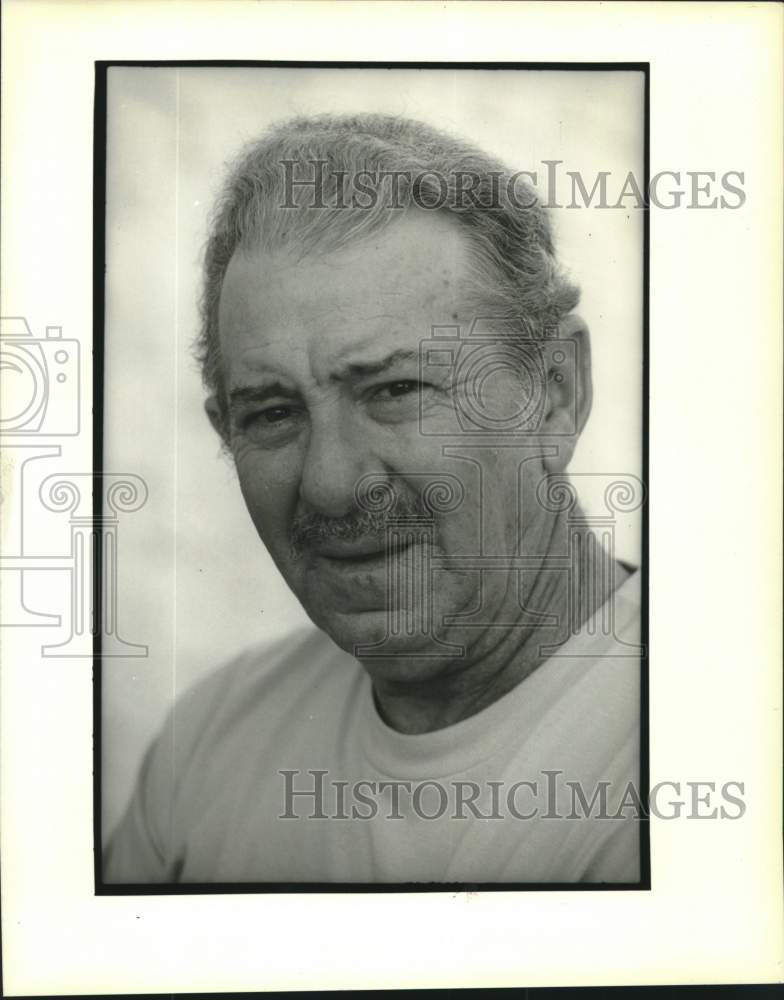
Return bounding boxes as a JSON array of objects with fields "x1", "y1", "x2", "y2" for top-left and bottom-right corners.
[
  {"x1": 431, "y1": 451, "x2": 546, "y2": 552},
  {"x1": 234, "y1": 450, "x2": 301, "y2": 540}
]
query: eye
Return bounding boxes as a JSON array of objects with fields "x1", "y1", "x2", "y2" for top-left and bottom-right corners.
[
  {"x1": 377, "y1": 380, "x2": 421, "y2": 399},
  {"x1": 240, "y1": 404, "x2": 295, "y2": 429},
  {"x1": 365, "y1": 379, "x2": 436, "y2": 424},
  {"x1": 257, "y1": 405, "x2": 293, "y2": 424},
  {"x1": 235, "y1": 403, "x2": 304, "y2": 446}
]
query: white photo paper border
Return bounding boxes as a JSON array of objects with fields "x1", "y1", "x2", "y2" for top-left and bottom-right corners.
[{"x1": 1, "y1": 0, "x2": 782, "y2": 993}]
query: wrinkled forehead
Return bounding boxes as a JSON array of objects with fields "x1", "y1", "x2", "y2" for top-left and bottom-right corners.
[{"x1": 216, "y1": 210, "x2": 481, "y2": 377}]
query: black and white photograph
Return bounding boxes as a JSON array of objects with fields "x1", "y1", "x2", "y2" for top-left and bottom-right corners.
[
  {"x1": 100, "y1": 64, "x2": 647, "y2": 888},
  {"x1": 1, "y1": 1, "x2": 781, "y2": 994}
]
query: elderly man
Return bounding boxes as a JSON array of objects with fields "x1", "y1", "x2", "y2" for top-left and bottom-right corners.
[{"x1": 105, "y1": 113, "x2": 642, "y2": 885}]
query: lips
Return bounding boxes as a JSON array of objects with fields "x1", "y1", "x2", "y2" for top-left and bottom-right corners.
[{"x1": 312, "y1": 536, "x2": 414, "y2": 563}]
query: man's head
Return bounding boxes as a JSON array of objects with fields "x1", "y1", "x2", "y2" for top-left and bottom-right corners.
[{"x1": 198, "y1": 113, "x2": 592, "y2": 674}]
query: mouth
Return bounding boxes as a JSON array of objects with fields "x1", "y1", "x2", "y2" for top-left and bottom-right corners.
[{"x1": 310, "y1": 536, "x2": 418, "y2": 567}]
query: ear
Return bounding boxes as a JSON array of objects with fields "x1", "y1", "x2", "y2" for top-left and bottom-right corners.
[
  {"x1": 540, "y1": 313, "x2": 592, "y2": 473},
  {"x1": 205, "y1": 395, "x2": 229, "y2": 444}
]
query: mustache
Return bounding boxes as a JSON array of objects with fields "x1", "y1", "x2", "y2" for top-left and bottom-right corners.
[{"x1": 289, "y1": 490, "x2": 429, "y2": 558}]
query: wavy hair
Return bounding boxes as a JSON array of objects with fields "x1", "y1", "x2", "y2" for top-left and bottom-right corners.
[{"x1": 196, "y1": 113, "x2": 580, "y2": 414}]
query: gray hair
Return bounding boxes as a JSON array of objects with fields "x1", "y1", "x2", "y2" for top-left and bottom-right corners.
[{"x1": 196, "y1": 112, "x2": 580, "y2": 414}]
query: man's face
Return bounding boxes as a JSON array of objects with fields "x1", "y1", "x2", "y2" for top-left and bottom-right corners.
[{"x1": 214, "y1": 210, "x2": 566, "y2": 680}]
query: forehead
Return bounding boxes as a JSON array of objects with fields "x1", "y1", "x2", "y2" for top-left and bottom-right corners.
[{"x1": 217, "y1": 210, "x2": 474, "y2": 381}]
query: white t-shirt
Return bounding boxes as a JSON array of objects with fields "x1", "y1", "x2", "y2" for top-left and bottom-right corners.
[{"x1": 105, "y1": 571, "x2": 642, "y2": 884}]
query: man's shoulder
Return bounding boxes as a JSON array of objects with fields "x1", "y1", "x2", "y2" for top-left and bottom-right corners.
[
  {"x1": 510, "y1": 568, "x2": 643, "y2": 779},
  {"x1": 165, "y1": 625, "x2": 362, "y2": 764}
]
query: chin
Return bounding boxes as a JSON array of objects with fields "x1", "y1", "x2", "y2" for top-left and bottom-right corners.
[
  {"x1": 308, "y1": 605, "x2": 401, "y2": 655},
  {"x1": 291, "y1": 567, "x2": 482, "y2": 668},
  {"x1": 310, "y1": 607, "x2": 467, "y2": 684}
]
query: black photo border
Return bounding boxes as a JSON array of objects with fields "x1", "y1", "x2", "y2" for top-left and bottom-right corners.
[{"x1": 92, "y1": 59, "x2": 651, "y2": 897}]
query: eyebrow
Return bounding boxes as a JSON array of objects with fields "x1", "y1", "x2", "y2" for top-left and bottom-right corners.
[
  {"x1": 227, "y1": 382, "x2": 297, "y2": 410},
  {"x1": 341, "y1": 348, "x2": 421, "y2": 378},
  {"x1": 228, "y1": 349, "x2": 424, "y2": 409}
]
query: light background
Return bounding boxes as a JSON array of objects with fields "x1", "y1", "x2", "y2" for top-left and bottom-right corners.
[
  {"x1": 102, "y1": 65, "x2": 644, "y2": 839},
  {"x1": 1, "y1": 1, "x2": 781, "y2": 994}
]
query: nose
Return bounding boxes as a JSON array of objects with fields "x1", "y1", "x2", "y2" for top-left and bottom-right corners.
[{"x1": 298, "y1": 403, "x2": 378, "y2": 517}]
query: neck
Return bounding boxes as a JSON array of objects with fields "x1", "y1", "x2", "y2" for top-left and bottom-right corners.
[{"x1": 369, "y1": 524, "x2": 631, "y2": 735}]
